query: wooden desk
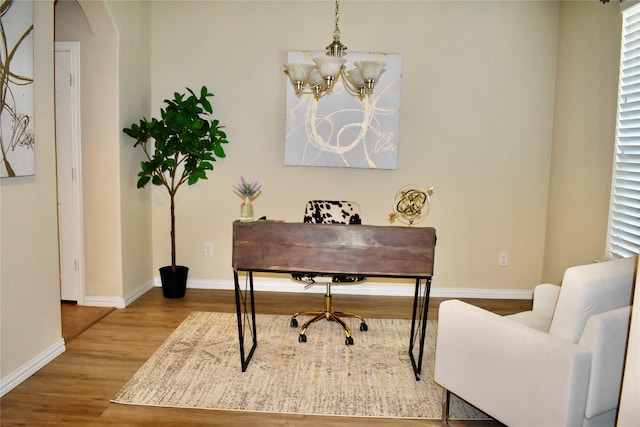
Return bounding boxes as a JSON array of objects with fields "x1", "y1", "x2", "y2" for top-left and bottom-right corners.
[{"x1": 232, "y1": 220, "x2": 437, "y2": 380}]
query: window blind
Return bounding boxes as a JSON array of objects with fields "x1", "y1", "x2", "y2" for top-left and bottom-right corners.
[{"x1": 608, "y1": 3, "x2": 640, "y2": 258}]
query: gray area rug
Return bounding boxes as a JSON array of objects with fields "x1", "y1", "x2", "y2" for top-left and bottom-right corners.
[{"x1": 112, "y1": 311, "x2": 488, "y2": 420}]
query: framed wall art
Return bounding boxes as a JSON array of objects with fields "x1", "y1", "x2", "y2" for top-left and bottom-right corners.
[
  {"x1": 284, "y1": 51, "x2": 402, "y2": 170},
  {"x1": 1, "y1": 0, "x2": 34, "y2": 178}
]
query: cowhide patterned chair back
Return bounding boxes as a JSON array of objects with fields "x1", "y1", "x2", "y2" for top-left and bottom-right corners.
[
  {"x1": 290, "y1": 200, "x2": 368, "y2": 346},
  {"x1": 303, "y1": 200, "x2": 363, "y2": 225}
]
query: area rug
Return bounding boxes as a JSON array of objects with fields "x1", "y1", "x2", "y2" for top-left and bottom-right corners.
[{"x1": 112, "y1": 311, "x2": 488, "y2": 420}]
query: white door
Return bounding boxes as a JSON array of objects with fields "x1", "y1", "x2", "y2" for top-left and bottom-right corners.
[{"x1": 55, "y1": 42, "x2": 84, "y2": 303}]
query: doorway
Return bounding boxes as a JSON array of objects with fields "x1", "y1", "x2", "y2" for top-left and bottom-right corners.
[{"x1": 54, "y1": 41, "x2": 84, "y2": 303}]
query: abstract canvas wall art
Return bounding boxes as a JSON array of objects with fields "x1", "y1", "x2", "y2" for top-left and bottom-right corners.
[
  {"x1": 1, "y1": 0, "x2": 34, "y2": 178},
  {"x1": 284, "y1": 51, "x2": 402, "y2": 169}
]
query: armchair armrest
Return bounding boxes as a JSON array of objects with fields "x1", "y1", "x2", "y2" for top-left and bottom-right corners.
[
  {"x1": 434, "y1": 300, "x2": 591, "y2": 427},
  {"x1": 579, "y1": 306, "x2": 631, "y2": 418},
  {"x1": 532, "y1": 283, "x2": 560, "y2": 317}
]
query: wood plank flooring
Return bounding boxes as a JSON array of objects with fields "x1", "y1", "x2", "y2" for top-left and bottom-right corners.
[
  {"x1": 61, "y1": 302, "x2": 116, "y2": 343},
  {"x1": 1, "y1": 288, "x2": 527, "y2": 426}
]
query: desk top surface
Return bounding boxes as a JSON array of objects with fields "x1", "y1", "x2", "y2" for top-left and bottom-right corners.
[{"x1": 232, "y1": 221, "x2": 436, "y2": 278}]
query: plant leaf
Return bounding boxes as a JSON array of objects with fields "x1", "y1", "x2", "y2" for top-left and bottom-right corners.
[{"x1": 137, "y1": 176, "x2": 150, "y2": 188}]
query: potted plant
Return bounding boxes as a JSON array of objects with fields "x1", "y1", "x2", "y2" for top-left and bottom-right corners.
[{"x1": 123, "y1": 86, "x2": 228, "y2": 298}]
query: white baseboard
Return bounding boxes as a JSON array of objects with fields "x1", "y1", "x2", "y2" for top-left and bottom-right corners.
[
  {"x1": 124, "y1": 279, "x2": 155, "y2": 307},
  {"x1": 155, "y1": 276, "x2": 533, "y2": 300},
  {"x1": 82, "y1": 295, "x2": 126, "y2": 309},
  {"x1": 0, "y1": 338, "x2": 66, "y2": 397},
  {"x1": 82, "y1": 275, "x2": 531, "y2": 311},
  {"x1": 82, "y1": 279, "x2": 155, "y2": 309}
]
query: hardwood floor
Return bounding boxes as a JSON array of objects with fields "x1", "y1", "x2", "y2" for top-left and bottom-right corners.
[
  {"x1": 1, "y1": 288, "x2": 526, "y2": 426},
  {"x1": 61, "y1": 303, "x2": 116, "y2": 343}
]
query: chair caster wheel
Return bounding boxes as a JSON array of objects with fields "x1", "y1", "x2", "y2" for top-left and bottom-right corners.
[
  {"x1": 345, "y1": 336, "x2": 354, "y2": 345},
  {"x1": 359, "y1": 322, "x2": 368, "y2": 332},
  {"x1": 298, "y1": 334, "x2": 307, "y2": 343},
  {"x1": 290, "y1": 318, "x2": 298, "y2": 328}
]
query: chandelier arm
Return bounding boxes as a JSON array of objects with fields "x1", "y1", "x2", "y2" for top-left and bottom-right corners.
[
  {"x1": 338, "y1": 70, "x2": 364, "y2": 97},
  {"x1": 295, "y1": 85, "x2": 326, "y2": 96}
]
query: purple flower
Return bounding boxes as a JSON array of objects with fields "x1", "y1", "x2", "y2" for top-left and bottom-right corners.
[{"x1": 233, "y1": 176, "x2": 262, "y2": 199}]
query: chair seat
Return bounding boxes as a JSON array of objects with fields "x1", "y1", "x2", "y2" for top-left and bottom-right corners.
[
  {"x1": 507, "y1": 311, "x2": 553, "y2": 333},
  {"x1": 292, "y1": 273, "x2": 366, "y2": 284}
]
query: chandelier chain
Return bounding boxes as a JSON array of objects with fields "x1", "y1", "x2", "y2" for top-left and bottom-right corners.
[{"x1": 333, "y1": 0, "x2": 340, "y2": 41}]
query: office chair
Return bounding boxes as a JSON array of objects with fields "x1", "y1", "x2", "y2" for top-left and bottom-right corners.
[{"x1": 290, "y1": 200, "x2": 368, "y2": 345}]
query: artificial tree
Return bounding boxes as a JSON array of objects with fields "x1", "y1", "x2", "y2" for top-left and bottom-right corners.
[{"x1": 123, "y1": 86, "x2": 228, "y2": 298}]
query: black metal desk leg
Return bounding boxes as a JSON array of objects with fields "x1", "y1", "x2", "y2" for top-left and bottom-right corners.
[
  {"x1": 233, "y1": 269, "x2": 257, "y2": 371},
  {"x1": 409, "y1": 276, "x2": 432, "y2": 381}
]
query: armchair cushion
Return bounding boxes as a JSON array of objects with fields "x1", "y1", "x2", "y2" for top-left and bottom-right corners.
[
  {"x1": 549, "y1": 256, "x2": 636, "y2": 343},
  {"x1": 507, "y1": 309, "x2": 553, "y2": 332},
  {"x1": 507, "y1": 283, "x2": 560, "y2": 332}
]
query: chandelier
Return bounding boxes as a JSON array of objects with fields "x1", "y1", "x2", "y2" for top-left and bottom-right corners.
[{"x1": 284, "y1": 0, "x2": 386, "y2": 100}]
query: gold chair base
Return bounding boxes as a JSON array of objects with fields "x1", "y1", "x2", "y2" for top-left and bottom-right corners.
[{"x1": 291, "y1": 292, "x2": 368, "y2": 345}]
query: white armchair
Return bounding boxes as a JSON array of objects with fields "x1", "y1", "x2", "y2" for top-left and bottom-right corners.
[{"x1": 434, "y1": 256, "x2": 637, "y2": 427}]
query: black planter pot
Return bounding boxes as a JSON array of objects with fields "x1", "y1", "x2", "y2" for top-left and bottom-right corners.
[{"x1": 159, "y1": 265, "x2": 189, "y2": 299}]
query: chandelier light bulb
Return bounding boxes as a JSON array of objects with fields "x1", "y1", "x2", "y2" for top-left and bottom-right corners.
[
  {"x1": 345, "y1": 68, "x2": 364, "y2": 88},
  {"x1": 284, "y1": 63, "x2": 314, "y2": 94},
  {"x1": 308, "y1": 68, "x2": 325, "y2": 88}
]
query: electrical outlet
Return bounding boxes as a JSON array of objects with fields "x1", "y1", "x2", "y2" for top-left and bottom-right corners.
[
  {"x1": 204, "y1": 243, "x2": 214, "y2": 256},
  {"x1": 499, "y1": 252, "x2": 508, "y2": 266}
]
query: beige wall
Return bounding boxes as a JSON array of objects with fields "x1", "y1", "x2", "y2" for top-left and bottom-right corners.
[
  {"x1": 148, "y1": 0, "x2": 621, "y2": 292},
  {"x1": 55, "y1": 0, "x2": 123, "y2": 299},
  {"x1": 148, "y1": 1, "x2": 561, "y2": 291},
  {"x1": 55, "y1": 0, "x2": 153, "y2": 303},
  {"x1": 108, "y1": 0, "x2": 153, "y2": 300},
  {"x1": 51, "y1": 1, "x2": 625, "y2": 302},
  {"x1": 0, "y1": 1, "x2": 61, "y2": 380},
  {"x1": 543, "y1": 1, "x2": 622, "y2": 283}
]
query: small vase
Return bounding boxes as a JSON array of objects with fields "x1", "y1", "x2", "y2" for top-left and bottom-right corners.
[{"x1": 240, "y1": 196, "x2": 254, "y2": 222}]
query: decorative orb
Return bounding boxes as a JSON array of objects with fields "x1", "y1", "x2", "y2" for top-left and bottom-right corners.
[{"x1": 389, "y1": 185, "x2": 434, "y2": 226}]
